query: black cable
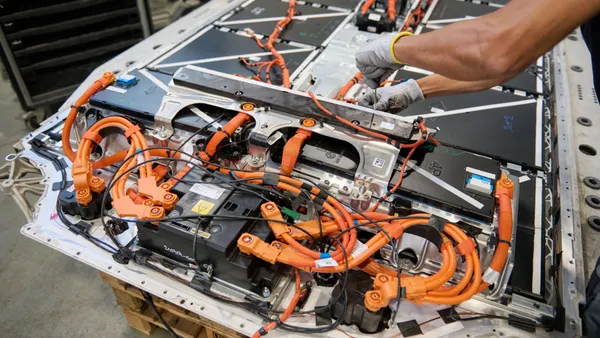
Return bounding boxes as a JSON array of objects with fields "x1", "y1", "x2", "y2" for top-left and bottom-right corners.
[
  {"x1": 192, "y1": 218, "x2": 203, "y2": 270},
  {"x1": 164, "y1": 114, "x2": 225, "y2": 175},
  {"x1": 141, "y1": 290, "x2": 179, "y2": 338}
]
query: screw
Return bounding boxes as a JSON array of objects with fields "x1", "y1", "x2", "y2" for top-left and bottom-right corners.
[
  {"x1": 343, "y1": 186, "x2": 349, "y2": 192},
  {"x1": 235, "y1": 91, "x2": 243, "y2": 96},
  {"x1": 379, "y1": 275, "x2": 388, "y2": 282},
  {"x1": 262, "y1": 287, "x2": 271, "y2": 298},
  {"x1": 161, "y1": 183, "x2": 171, "y2": 189},
  {"x1": 265, "y1": 204, "x2": 275, "y2": 210},
  {"x1": 151, "y1": 207, "x2": 161, "y2": 215},
  {"x1": 77, "y1": 190, "x2": 87, "y2": 196},
  {"x1": 209, "y1": 226, "x2": 221, "y2": 233},
  {"x1": 170, "y1": 210, "x2": 180, "y2": 217},
  {"x1": 164, "y1": 194, "x2": 174, "y2": 201},
  {"x1": 324, "y1": 180, "x2": 330, "y2": 185},
  {"x1": 91, "y1": 178, "x2": 101, "y2": 184},
  {"x1": 274, "y1": 243, "x2": 282, "y2": 249},
  {"x1": 370, "y1": 293, "x2": 380, "y2": 300},
  {"x1": 172, "y1": 135, "x2": 180, "y2": 140},
  {"x1": 242, "y1": 236, "x2": 253, "y2": 243}
]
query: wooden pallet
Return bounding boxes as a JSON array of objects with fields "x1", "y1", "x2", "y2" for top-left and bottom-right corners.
[{"x1": 100, "y1": 272, "x2": 246, "y2": 338}]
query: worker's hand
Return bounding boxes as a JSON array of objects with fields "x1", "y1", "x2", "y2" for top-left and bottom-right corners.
[
  {"x1": 355, "y1": 34, "x2": 406, "y2": 89},
  {"x1": 358, "y1": 79, "x2": 424, "y2": 112}
]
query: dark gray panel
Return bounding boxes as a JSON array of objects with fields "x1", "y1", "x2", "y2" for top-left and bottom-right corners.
[
  {"x1": 157, "y1": 29, "x2": 301, "y2": 66},
  {"x1": 427, "y1": 103, "x2": 538, "y2": 168},
  {"x1": 428, "y1": 0, "x2": 497, "y2": 22},
  {"x1": 224, "y1": 16, "x2": 346, "y2": 46},
  {"x1": 160, "y1": 51, "x2": 313, "y2": 86},
  {"x1": 226, "y1": 0, "x2": 332, "y2": 21}
]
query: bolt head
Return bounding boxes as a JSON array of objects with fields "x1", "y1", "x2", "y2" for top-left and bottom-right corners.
[
  {"x1": 370, "y1": 293, "x2": 380, "y2": 300},
  {"x1": 164, "y1": 193, "x2": 174, "y2": 200},
  {"x1": 242, "y1": 236, "x2": 253, "y2": 243},
  {"x1": 274, "y1": 243, "x2": 282, "y2": 249},
  {"x1": 77, "y1": 189, "x2": 87, "y2": 196},
  {"x1": 161, "y1": 183, "x2": 171, "y2": 189},
  {"x1": 91, "y1": 178, "x2": 100, "y2": 184},
  {"x1": 265, "y1": 204, "x2": 274, "y2": 210},
  {"x1": 324, "y1": 180, "x2": 330, "y2": 185},
  {"x1": 151, "y1": 207, "x2": 161, "y2": 215},
  {"x1": 379, "y1": 276, "x2": 388, "y2": 282}
]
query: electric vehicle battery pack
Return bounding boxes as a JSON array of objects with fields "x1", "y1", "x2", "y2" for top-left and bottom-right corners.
[{"x1": 136, "y1": 171, "x2": 283, "y2": 294}]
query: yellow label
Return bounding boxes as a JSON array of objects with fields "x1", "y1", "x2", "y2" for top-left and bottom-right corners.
[{"x1": 192, "y1": 200, "x2": 214, "y2": 215}]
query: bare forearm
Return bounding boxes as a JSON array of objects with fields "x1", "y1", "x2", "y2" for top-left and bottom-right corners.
[
  {"x1": 395, "y1": 0, "x2": 600, "y2": 81},
  {"x1": 416, "y1": 74, "x2": 502, "y2": 98}
]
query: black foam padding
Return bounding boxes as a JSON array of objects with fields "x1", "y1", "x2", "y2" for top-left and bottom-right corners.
[
  {"x1": 507, "y1": 170, "x2": 544, "y2": 298},
  {"x1": 397, "y1": 320, "x2": 423, "y2": 337},
  {"x1": 391, "y1": 144, "x2": 500, "y2": 223},
  {"x1": 438, "y1": 307, "x2": 461, "y2": 323},
  {"x1": 221, "y1": 0, "x2": 346, "y2": 46},
  {"x1": 427, "y1": 0, "x2": 497, "y2": 22},
  {"x1": 428, "y1": 102, "x2": 538, "y2": 168}
]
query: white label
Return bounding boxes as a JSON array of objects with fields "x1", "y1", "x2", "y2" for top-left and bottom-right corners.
[
  {"x1": 368, "y1": 13, "x2": 381, "y2": 21},
  {"x1": 106, "y1": 86, "x2": 127, "y2": 94},
  {"x1": 351, "y1": 241, "x2": 368, "y2": 259},
  {"x1": 367, "y1": 26, "x2": 377, "y2": 33},
  {"x1": 430, "y1": 107, "x2": 445, "y2": 114},
  {"x1": 373, "y1": 157, "x2": 385, "y2": 168},
  {"x1": 465, "y1": 166, "x2": 496, "y2": 180},
  {"x1": 315, "y1": 258, "x2": 339, "y2": 268},
  {"x1": 189, "y1": 184, "x2": 225, "y2": 200},
  {"x1": 519, "y1": 175, "x2": 531, "y2": 183},
  {"x1": 380, "y1": 121, "x2": 395, "y2": 130}
]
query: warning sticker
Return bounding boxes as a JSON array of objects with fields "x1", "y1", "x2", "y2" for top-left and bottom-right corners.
[
  {"x1": 192, "y1": 200, "x2": 215, "y2": 215},
  {"x1": 315, "y1": 258, "x2": 339, "y2": 268}
]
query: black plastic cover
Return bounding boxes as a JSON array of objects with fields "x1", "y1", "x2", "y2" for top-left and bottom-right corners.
[
  {"x1": 58, "y1": 187, "x2": 111, "y2": 220},
  {"x1": 391, "y1": 144, "x2": 500, "y2": 224},
  {"x1": 331, "y1": 270, "x2": 391, "y2": 333},
  {"x1": 137, "y1": 171, "x2": 283, "y2": 293}
]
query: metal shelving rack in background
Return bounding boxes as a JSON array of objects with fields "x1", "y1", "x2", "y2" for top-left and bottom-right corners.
[{"x1": 0, "y1": 0, "x2": 153, "y2": 129}]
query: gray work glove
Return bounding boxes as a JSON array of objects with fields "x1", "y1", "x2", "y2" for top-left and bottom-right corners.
[
  {"x1": 358, "y1": 79, "x2": 424, "y2": 112},
  {"x1": 355, "y1": 34, "x2": 407, "y2": 89}
]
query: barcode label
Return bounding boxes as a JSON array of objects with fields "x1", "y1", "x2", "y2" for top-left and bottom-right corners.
[
  {"x1": 315, "y1": 258, "x2": 339, "y2": 268},
  {"x1": 351, "y1": 241, "x2": 369, "y2": 259}
]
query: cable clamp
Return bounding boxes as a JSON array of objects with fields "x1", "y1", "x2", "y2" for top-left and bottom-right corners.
[
  {"x1": 498, "y1": 239, "x2": 512, "y2": 247},
  {"x1": 81, "y1": 130, "x2": 103, "y2": 144},
  {"x1": 124, "y1": 124, "x2": 141, "y2": 138}
]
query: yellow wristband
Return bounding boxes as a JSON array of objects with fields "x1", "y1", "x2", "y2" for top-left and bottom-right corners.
[{"x1": 389, "y1": 31, "x2": 413, "y2": 64}]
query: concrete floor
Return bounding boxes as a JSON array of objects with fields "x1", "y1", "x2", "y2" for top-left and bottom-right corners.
[{"x1": 0, "y1": 79, "x2": 170, "y2": 338}]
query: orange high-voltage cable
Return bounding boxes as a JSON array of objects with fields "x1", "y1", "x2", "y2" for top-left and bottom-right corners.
[{"x1": 242, "y1": 0, "x2": 297, "y2": 88}]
